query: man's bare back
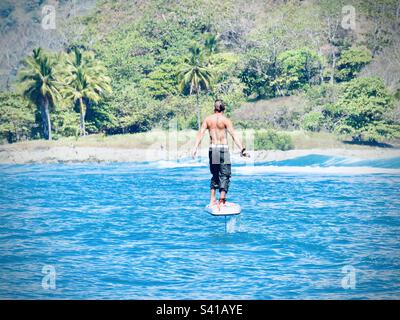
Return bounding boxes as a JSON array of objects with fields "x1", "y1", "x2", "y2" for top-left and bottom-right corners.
[
  {"x1": 192, "y1": 105, "x2": 247, "y2": 157},
  {"x1": 205, "y1": 114, "x2": 230, "y2": 145}
]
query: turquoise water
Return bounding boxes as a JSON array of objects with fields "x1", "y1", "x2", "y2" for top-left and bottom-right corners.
[{"x1": 0, "y1": 155, "x2": 400, "y2": 299}]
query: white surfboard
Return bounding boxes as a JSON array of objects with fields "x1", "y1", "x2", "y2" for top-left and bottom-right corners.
[{"x1": 205, "y1": 202, "x2": 241, "y2": 216}]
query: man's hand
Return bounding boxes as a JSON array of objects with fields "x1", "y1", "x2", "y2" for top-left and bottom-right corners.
[
  {"x1": 191, "y1": 147, "x2": 198, "y2": 159},
  {"x1": 240, "y1": 147, "x2": 250, "y2": 158}
]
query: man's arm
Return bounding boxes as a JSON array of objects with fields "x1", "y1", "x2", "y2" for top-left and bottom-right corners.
[
  {"x1": 226, "y1": 118, "x2": 248, "y2": 157},
  {"x1": 191, "y1": 118, "x2": 208, "y2": 158}
]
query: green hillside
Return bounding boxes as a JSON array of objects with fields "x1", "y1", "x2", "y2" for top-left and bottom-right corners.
[{"x1": 1, "y1": 0, "x2": 399, "y2": 148}]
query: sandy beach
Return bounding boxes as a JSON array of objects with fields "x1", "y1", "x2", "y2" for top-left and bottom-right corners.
[
  {"x1": 1, "y1": 143, "x2": 399, "y2": 164},
  {"x1": 1, "y1": 130, "x2": 399, "y2": 164}
]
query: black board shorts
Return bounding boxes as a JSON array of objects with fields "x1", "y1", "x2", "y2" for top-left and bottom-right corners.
[{"x1": 209, "y1": 145, "x2": 231, "y2": 193}]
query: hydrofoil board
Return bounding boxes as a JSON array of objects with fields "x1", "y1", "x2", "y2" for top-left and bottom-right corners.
[{"x1": 205, "y1": 202, "x2": 241, "y2": 216}]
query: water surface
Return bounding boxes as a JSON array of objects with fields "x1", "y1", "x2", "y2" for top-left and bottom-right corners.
[{"x1": 0, "y1": 155, "x2": 399, "y2": 299}]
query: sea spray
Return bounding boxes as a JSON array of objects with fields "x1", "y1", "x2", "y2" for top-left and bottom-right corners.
[{"x1": 226, "y1": 215, "x2": 240, "y2": 233}]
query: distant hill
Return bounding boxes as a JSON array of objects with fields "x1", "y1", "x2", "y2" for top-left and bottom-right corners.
[
  {"x1": 0, "y1": 0, "x2": 96, "y2": 90},
  {"x1": 1, "y1": 0, "x2": 399, "y2": 144}
]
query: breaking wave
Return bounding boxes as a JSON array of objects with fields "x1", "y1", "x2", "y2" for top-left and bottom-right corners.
[{"x1": 149, "y1": 154, "x2": 400, "y2": 175}]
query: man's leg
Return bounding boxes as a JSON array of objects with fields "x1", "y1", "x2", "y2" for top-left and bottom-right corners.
[
  {"x1": 209, "y1": 148, "x2": 220, "y2": 205},
  {"x1": 218, "y1": 149, "x2": 231, "y2": 204},
  {"x1": 219, "y1": 168, "x2": 230, "y2": 204},
  {"x1": 219, "y1": 190, "x2": 226, "y2": 202},
  {"x1": 210, "y1": 188, "x2": 217, "y2": 205}
]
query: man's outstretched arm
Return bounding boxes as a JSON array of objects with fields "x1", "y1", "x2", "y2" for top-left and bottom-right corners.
[
  {"x1": 191, "y1": 119, "x2": 207, "y2": 158},
  {"x1": 226, "y1": 118, "x2": 248, "y2": 157}
]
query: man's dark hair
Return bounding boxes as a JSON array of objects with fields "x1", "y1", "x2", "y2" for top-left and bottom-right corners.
[{"x1": 214, "y1": 99, "x2": 225, "y2": 112}]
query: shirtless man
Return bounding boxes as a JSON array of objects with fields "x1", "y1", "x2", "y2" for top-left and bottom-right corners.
[{"x1": 191, "y1": 100, "x2": 248, "y2": 207}]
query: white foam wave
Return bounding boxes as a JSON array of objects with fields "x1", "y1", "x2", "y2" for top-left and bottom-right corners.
[
  {"x1": 154, "y1": 159, "x2": 207, "y2": 169},
  {"x1": 234, "y1": 165, "x2": 400, "y2": 175},
  {"x1": 322, "y1": 157, "x2": 364, "y2": 166}
]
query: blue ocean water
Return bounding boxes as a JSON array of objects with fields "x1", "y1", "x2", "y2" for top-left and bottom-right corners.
[{"x1": 0, "y1": 154, "x2": 400, "y2": 299}]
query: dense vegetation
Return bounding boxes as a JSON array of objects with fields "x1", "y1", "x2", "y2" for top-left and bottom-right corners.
[
  {"x1": 0, "y1": 0, "x2": 399, "y2": 147},
  {"x1": 255, "y1": 130, "x2": 294, "y2": 151}
]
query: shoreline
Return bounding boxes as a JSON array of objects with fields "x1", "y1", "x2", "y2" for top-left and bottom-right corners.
[{"x1": 1, "y1": 144, "x2": 400, "y2": 164}]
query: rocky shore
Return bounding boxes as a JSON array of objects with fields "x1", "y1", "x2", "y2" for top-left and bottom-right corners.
[{"x1": 1, "y1": 144, "x2": 399, "y2": 164}]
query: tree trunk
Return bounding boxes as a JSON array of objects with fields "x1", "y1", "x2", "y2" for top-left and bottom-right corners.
[
  {"x1": 14, "y1": 123, "x2": 20, "y2": 142},
  {"x1": 41, "y1": 96, "x2": 52, "y2": 140},
  {"x1": 319, "y1": 60, "x2": 324, "y2": 84},
  {"x1": 196, "y1": 90, "x2": 201, "y2": 130},
  {"x1": 397, "y1": 2, "x2": 400, "y2": 21},
  {"x1": 79, "y1": 97, "x2": 86, "y2": 136},
  {"x1": 330, "y1": 50, "x2": 336, "y2": 85},
  {"x1": 45, "y1": 98, "x2": 52, "y2": 141}
]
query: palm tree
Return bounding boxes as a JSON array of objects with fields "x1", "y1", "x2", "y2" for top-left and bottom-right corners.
[
  {"x1": 63, "y1": 48, "x2": 112, "y2": 136},
  {"x1": 18, "y1": 48, "x2": 61, "y2": 140},
  {"x1": 178, "y1": 45, "x2": 213, "y2": 129},
  {"x1": 204, "y1": 33, "x2": 219, "y2": 55}
]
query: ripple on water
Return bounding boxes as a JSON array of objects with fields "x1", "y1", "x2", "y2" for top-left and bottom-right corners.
[{"x1": 0, "y1": 161, "x2": 399, "y2": 299}]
